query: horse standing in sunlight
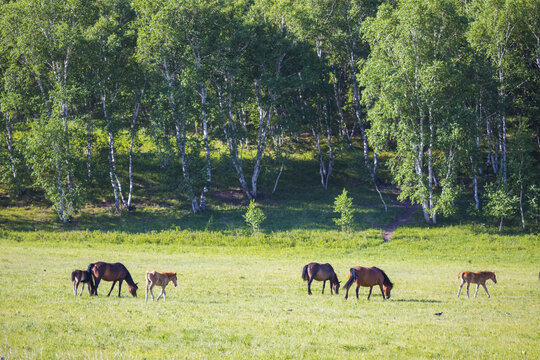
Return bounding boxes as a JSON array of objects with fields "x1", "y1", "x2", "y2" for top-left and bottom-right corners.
[
  {"x1": 145, "y1": 271, "x2": 177, "y2": 301},
  {"x1": 302, "y1": 262, "x2": 340, "y2": 295},
  {"x1": 87, "y1": 262, "x2": 138, "y2": 297},
  {"x1": 457, "y1": 271, "x2": 497, "y2": 298},
  {"x1": 71, "y1": 269, "x2": 94, "y2": 296},
  {"x1": 343, "y1": 266, "x2": 393, "y2": 300}
]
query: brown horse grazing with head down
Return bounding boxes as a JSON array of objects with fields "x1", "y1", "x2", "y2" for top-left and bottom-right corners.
[
  {"x1": 71, "y1": 270, "x2": 94, "y2": 296},
  {"x1": 302, "y1": 262, "x2": 340, "y2": 295},
  {"x1": 343, "y1": 266, "x2": 393, "y2": 300},
  {"x1": 457, "y1": 271, "x2": 497, "y2": 298},
  {"x1": 88, "y1": 262, "x2": 138, "y2": 297}
]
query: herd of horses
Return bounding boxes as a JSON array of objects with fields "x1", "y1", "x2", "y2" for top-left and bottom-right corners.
[
  {"x1": 302, "y1": 262, "x2": 497, "y2": 299},
  {"x1": 71, "y1": 262, "x2": 177, "y2": 301},
  {"x1": 72, "y1": 261, "x2": 497, "y2": 301}
]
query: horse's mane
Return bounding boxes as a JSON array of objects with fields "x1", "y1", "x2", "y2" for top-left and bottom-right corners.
[
  {"x1": 373, "y1": 267, "x2": 393, "y2": 287},
  {"x1": 121, "y1": 264, "x2": 138, "y2": 288}
]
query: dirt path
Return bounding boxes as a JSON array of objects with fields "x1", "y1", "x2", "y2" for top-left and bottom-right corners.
[{"x1": 382, "y1": 204, "x2": 418, "y2": 242}]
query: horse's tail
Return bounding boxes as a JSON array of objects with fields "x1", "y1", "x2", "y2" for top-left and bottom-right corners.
[
  {"x1": 343, "y1": 268, "x2": 357, "y2": 291},
  {"x1": 87, "y1": 263, "x2": 95, "y2": 274},
  {"x1": 374, "y1": 267, "x2": 393, "y2": 287},
  {"x1": 71, "y1": 271, "x2": 76, "y2": 282},
  {"x1": 457, "y1": 272, "x2": 464, "y2": 280},
  {"x1": 302, "y1": 265, "x2": 309, "y2": 281}
]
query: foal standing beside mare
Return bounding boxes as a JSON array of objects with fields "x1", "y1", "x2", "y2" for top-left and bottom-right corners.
[
  {"x1": 145, "y1": 271, "x2": 177, "y2": 301},
  {"x1": 87, "y1": 262, "x2": 138, "y2": 297},
  {"x1": 343, "y1": 266, "x2": 393, "y2": 300},
  {"x1": 457, "y1": 271, "x2": 497, "y2": 298},
  {"x1": 71, "y1": 270, "x2": 94, "y2": 296},
  {"x1": 302, "y1": 263, "x2": 340, "y2": 295}
]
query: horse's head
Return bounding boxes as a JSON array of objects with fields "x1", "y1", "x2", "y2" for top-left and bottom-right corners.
[
  {"x1": 129, "y1": 283, "x2": 138, "y2": 297},
  {"x1": 383, "y1": 284, "x2": 393, "y2": 299},
  {"x1": 332, "y1": 276, "x2": 340, "y2": 294},
  {"x1": 171, "y1": 273, "x2": 178, "y2": 287},
  {"x1": 491, "y1": 273, "x2": 497, "y2": 284}
]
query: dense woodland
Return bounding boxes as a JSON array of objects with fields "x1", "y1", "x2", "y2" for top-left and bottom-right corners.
[{"x1": 0, "y1": 0, "x2": 538, "y2": 229}]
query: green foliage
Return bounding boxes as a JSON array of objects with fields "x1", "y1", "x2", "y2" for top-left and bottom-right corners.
[
  {"x1": 484, "y1": 182, "x2": 518, "y2": 232},
  {"x1": 243, "y1": 200, "x2": 266, "y2": 233},
  {"x1": 333, "y1": 188, "x2": 354, "y2": 232}
]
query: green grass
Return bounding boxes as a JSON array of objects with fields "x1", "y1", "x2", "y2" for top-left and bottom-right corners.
[{"x1": 0, "y1": 229, "x2": 538, "y2": 359}]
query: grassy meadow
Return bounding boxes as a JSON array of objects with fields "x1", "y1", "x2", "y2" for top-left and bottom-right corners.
[
  {"x1": 1, "y1": 140, "x2": 539, "y2": 359},
  {"x1": 0, "y1": 226, "x2": 538, "y2": 359}
]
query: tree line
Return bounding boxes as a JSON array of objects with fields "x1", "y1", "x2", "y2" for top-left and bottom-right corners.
[{"x1": 0, "y1": 0, "x2": 538, "y2": 229}]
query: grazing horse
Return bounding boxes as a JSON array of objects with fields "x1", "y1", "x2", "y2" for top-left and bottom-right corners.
[
  {"x1": 343, "y1": 266, "x2": 393, "y2": 300},
  {"x1": 457, "y1": 271, "x2": 497, "y2": 298},
  {"x1": 145, "y1": 271, "x2": 177, "y2": 301},
  {"x1": 87, "y1": 262, "x2": 138, "y2": 297},
  {"x1": 301, "y1": 262, "x2": 340, "y2": 295},
  {"x1": 71, "y1": 270, "x2": 94, "y2": 296}
]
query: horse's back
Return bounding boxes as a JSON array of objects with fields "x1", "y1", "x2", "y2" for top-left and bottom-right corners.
[{"x1": 352, "y1": 266, "x2": 384, "y2": 286}]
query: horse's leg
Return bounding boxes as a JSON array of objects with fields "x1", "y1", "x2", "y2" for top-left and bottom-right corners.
[
  {"x1": 482, "y1": 284, "x2": 491, "y2": 298},
  {"x1": 307, "y1": 277, "x2": 313, "y2": 295},
  {"x1": 457, "y1": 282, "x2": 465, "y2": 297},
  {"x1": 149, "y1": 283, "x2": 155, "y2": 301},
  {"x1": 118, "y1": 280, "x2": 123, "y2": 297},
  {"x1": 80, "y1": 283, "x2": 85, "y2": 296},
  {"x1": 474, "y1": 284, "x2": 479, "y2": 298},
  {"x1": 379, "y1": 284, "x2": 385, "y2": 300},
  {"x1": 322, "y1": 280, "x2": 326, "y2": 294},
  {"x1": 356, "y1": 285, "x2": 360, "y2": 299},
  {"x1": 367, "y1": 286, "x2": 372, "y2": 300},
  {"x1": 466, "y1": 283, "x2": 470, "y2": 298},
  {"x1": 345, "y1": 286, "x2": 350, "y2": 300},
  {"x1": 73, "y1": 281, "x2": 77, "y2": 296},
  {"x1": 107, "y1": 281, "x2": 117, "y2": 296},
  {"x1": 94, "y1": 276, "x2": 101, "y2": 296},
  {"x1": 146, "y1": 282, "x2": 150, "y2": 302},
  {"x1": 157, "y1": 287, "x2": 164, "y2": 301}
]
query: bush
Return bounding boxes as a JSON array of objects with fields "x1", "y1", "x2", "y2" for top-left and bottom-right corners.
[
  {"x1": 243, "y1": 200, "x2": 266, "y2": 233},
  {"x1": 333, "y1": 188, "x2": 354, "y2": 232}
]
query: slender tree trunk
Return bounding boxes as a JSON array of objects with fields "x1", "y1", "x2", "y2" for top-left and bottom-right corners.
[
  {"x1": 272, "y1": 161, "x2": 284, "y2": 195},
  {"x1": 127, "y1": 89, "x2": 143, "y2": 210},
  {"x1": 162, "y1": 56, "x2": 200, "y2": 213},
  {"x1": 200, "y1": 83, "x2": 210, "y2": 212},
  {"x1": 217, "y1": 83, "x2": 252, "y2": 199},
  {"x1": 350, "y1": 54, "x2": 386, "y2": 212},
  {"x1": 4, "y1": 115, "x2": 20, "y2": 194},
  {"x1": 86, "y1": 118, "x2": 92, "y2": 179}
]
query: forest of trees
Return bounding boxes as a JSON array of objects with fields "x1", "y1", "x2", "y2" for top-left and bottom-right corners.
[{"x1": 0, "y1": 0, "x2": 538, "y2": 229}]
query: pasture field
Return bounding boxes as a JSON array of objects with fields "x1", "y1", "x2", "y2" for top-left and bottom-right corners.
[{"x1": 0, "y1": 228, "x2": 538, "y2": 359}]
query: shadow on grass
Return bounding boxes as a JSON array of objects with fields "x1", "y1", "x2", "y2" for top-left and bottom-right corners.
[{"x1": 392, "y1": 299, "x2": 442, "y2": 303}]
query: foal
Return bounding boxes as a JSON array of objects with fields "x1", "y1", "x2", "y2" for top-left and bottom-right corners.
[
  {"x1": 71, "y1": 270, "x2": 94, "y2": 296},
  {"x1": 145, "y1": 270, "x2": 177, "y2": 301},
  {"x1": 302, "y1": 262, "x2": 340, "y2": 295},
  {"x1": 457, "y1": 271, "x2": 497, "y2": 298}
]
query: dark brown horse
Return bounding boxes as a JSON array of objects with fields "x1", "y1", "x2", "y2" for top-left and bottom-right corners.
[
  {"x1": 302, "y1": 262, "x2": 340, "y2": 295},
  {"x1": 343, "y1": 266, "x2": 393, "y2": 300},
  {"x1": 87, "y1": 262, "x2": 138, "y2": 297}
]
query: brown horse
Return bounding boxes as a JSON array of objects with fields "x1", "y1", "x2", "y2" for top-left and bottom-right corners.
[
  {"x1": 71, "y1": 269, "x2": 94, "y2": 296},
  {"x1": 457, "y1": 271, "x2": 497, "y2": 298},
  {"x1": 87, "y1": 262, "x2": 138, "y2": 297},
  {"x1": 302, "y1": 262, "x2": 340, "y2": 295},
  {"x1": 343, "y1": 266, "x2": 393, "y2": 300}
]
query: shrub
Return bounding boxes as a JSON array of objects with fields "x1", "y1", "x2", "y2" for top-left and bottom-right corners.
[
  {"x1": 243, "y1": 200, "x2": 266, "y2": 233},
  {"x1": 333, "y1": 188, "x2": 354, "y2": 232}
]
